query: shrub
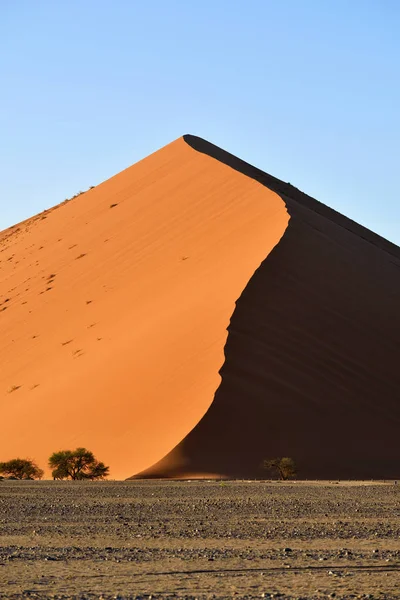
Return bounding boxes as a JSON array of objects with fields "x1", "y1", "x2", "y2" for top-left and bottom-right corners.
[
  {"x1": 49, "y1": 447, "x2": 109, "y2": 480},
  {"x1": 263, "y1": 457, "x2": 297, "y2": 480},
  {"x1": 0, "y1": 458, "x2": 44, "y2": 480}
]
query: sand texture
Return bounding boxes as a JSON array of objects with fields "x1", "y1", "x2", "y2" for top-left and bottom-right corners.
[{"x1": 0, "y1": 137, "x2": 288, "y2": 479}]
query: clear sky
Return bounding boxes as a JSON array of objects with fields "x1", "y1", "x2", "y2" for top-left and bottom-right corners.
[{"x1": 1, "y1": 1, "x2": 399, "y2": 244}]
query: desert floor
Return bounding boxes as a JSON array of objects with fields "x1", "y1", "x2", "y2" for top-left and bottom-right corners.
[{"x1": 1, "y1": 480, "x2": 399, "y2": 599}]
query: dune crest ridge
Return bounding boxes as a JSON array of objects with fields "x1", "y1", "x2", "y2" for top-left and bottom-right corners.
[
  {"x1": 133, "y1": 135, "x2": 400, "y2": 480},
  {"x1": 0, "y1": 137, "x2": 288, "y2": 480}
]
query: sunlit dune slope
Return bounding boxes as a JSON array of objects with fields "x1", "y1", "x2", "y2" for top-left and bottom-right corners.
[
  {"x1": 134, "y1": 135, "x2": 400, "y2": 480},
  {"x1": 0, "y1": 137, "x2": 288, "y2": 479}
]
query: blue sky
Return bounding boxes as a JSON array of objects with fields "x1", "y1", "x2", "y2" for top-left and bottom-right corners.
[{"x1": 1, "y1": 1, "x2": 399, "y2": 244}]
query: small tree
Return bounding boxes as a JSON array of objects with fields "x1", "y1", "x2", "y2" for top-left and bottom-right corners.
[
  {"x1": 263, "y1": 457, "x2": 297, "y2": 480},
  {"x1": 0, "y1": 458, "x2": 44, "y2": 480},
  {"x1": 48, "y1": 447, "x2": 109, "y2": 480}
]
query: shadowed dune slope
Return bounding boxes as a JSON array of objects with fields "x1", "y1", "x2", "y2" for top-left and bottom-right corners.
[
  {"x1": 133, "y1": 135, "x2": 400, "y2": 480},
  {"x1": 0, "y1": 137, "x2": 288, "y2": 480}
]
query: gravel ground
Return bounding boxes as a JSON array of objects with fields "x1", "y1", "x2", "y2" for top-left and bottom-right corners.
[{"x1": 0, "y1": 480, "x2": 400, "y2": 599}]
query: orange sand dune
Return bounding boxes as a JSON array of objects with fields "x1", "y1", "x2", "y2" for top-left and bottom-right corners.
[
  {"x1": 134, "y1": 136, "x2": 400, "y2": 480},
  {"x1": 0, "y1": 137, "x2": 288, "y2": 479}
]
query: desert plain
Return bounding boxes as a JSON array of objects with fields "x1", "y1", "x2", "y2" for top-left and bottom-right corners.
[{"x1": 1, "y1": 479, "x2": 400, "y2": 599}]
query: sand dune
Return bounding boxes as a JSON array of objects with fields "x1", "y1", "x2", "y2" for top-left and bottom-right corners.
[
  {"x1": 2, "y1": 136, "x2": 399, "y2": 480},
  {"x1": 0, "y1": 137, "x2": 288, "y2": 480},
  {"x1": 134, "y1": 136, "x2": 400, "y2": 480}
]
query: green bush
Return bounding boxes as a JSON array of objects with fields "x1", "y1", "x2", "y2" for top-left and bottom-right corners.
[
  {"x1": 263, "y1": 457, "x2": 297, "y2": 480},
  {"x1": 49, "y1": 447, "x2": 109, "y2": 480},
  {"x1": 0, "y1": 458, "x2": 44, "y2": 480}
]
